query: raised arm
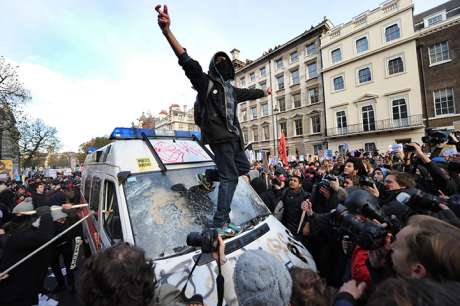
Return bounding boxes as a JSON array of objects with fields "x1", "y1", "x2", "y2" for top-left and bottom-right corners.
[{"x1": 155, "y1": 5, "x2": 185, "y2": 58}]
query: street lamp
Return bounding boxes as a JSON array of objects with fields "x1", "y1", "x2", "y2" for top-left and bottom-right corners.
[{"x1": 272, "y1": 106, "x2": 279, "y2": 157}]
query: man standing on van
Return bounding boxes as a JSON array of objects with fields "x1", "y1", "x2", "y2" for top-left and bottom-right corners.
[{"x1": 155, "y1": 5, "x2": 271, "y2": 236}]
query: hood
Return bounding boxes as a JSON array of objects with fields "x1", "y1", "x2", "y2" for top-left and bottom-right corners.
[{"x1": 208, "y1": 51, "x2": 235, "y2": 81}]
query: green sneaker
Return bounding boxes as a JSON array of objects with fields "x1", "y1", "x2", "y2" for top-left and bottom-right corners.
[
  {"x1": 216, "y1": 225, "x2": 237, "y2": 238},
  {"x1": 227, "y1": 222, "x2": 242, "y2": 233},
  {"x1": 196, "y1": 173, "x2": 214, "y2": 191}
]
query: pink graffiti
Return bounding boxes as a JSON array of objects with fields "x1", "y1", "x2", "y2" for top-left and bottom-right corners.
[{"x1": 153, "y1": 141, "x2": 210, "y2": 164}]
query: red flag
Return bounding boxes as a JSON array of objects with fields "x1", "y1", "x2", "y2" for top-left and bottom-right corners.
[{"x1": 278, "y1": 132, "x2": 288, "y2": 166}]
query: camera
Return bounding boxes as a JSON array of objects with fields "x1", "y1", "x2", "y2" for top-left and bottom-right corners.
[
  {"x1": 403, "y1": 144, "x2": 416, "y2": 152},
  {"x1": 359, "y1": 176, "x2": 375, "y2": 188},
  {"x1": 422, "y1": 129, "x2": 449, "y2": 146},
  {"x1": 398, "y1": 188, "x2": 460, "y2": 214},
  {"x1": 331, "y1": 205, "x2": 388, "y2": 250},
  {"x1": 186, "y1": 229, "x2": 219, "y2": 253}
]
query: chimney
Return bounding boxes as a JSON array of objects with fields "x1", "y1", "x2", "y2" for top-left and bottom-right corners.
[{"x1": 230, "y1": 48, "x2": 240, "y2": 61}]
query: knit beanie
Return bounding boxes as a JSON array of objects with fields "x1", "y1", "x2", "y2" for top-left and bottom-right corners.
[
  {"x1": 12, "y1": 197, "x2": 34, "y2": 214},
  {"x1": 234, "y1": 249, "x2": 292, "y2": 306},
  {"x1": 33, "y1": 205, "x2": 68, "y2": 227}
]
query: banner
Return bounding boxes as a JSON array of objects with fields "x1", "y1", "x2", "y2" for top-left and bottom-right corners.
[
  {"x1": 0, "y1": 160, "x2": 13, "y2": 179},
  {"x1": 278, "y1": 132, "x2": 288, "y2": 166}
]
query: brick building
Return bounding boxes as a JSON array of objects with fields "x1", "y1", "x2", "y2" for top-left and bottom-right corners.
[{"x1": 415, "y1": 0, "x2": 460, "y2": 129}]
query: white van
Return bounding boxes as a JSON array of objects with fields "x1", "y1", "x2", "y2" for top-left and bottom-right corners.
[{"x1": 81, "y1": 127, "x2": 316, "y2": 305}]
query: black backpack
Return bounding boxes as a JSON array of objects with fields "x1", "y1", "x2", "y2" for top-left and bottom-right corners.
[{"x1": 194, "y1": 79, "x2": 214, "y2": 127}]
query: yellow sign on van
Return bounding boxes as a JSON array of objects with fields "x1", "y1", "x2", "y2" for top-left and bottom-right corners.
[{"x1": 136, "y1": 158, "x2": 153, "y2": 171}]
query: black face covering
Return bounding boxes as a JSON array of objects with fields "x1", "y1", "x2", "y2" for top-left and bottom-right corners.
[
  {"x1": 11, "y1": 215, "x2": 31, "y2": 224},
  {"x1": 216, "y1": 60, "x2": 233, "y2": 81}
]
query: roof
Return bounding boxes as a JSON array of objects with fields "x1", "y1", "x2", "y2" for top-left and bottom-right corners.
[{"x1": 414, "y1": 0, "x2": 460, "y2": 26}]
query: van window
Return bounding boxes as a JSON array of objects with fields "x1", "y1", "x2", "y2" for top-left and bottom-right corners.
[
  {"x1": 103, "y1": 180, "x2": 122, "y2": 243},
  {"x1": 84, "y1": 176, "x2": 92, "y2": 203},
  {"x1": 123, "y1": 166, "x2": 270, "y2": 259},
  {"x1": 90, "y1": 177, "x2": 101, "y2": 219}
]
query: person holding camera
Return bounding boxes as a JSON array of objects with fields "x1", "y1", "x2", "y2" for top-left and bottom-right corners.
[{"x1": 155, "y1": 4, "x2": 271, "y2": 236}]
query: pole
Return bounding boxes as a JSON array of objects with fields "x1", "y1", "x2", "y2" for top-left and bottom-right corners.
[{"x1": 267, "y1": 59, "x2": 277, "y2": 157}]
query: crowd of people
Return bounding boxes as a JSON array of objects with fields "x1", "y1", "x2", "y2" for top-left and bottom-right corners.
[{"x1": 0, "y1": 172, "x2": 82, "y2": 306}]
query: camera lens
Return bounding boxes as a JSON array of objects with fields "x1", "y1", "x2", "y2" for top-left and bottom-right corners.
[{"x1": 186, "y1": 232, "x2": 203, "y2": 248}]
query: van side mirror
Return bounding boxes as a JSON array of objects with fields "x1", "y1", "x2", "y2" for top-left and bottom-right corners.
[{"x1": 117, "y1": 171, "x2": 131, "y2": 184}]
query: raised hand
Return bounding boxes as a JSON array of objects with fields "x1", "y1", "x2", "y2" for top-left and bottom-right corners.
[{"x1": 155, "y1": 4, "x2": 171, "y2": 32}]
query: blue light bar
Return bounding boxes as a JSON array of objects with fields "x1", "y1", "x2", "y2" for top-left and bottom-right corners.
[
  {"x1": 174, "y1": 130, "x2": 201, "y2": 140},
  {"x1": 109, "y1": 127, "x2": 155, "y2": 140}
]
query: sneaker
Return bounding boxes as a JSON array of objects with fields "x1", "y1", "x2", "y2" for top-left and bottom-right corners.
[
  {"x1": 216, "y1": 225, "x2": 237, "y2": 238},
  {"x1": 196, "y1": 173, "x2": 214, "y2": 191},
  {"x1": 227, "y1": 222, "x2": 242, "y2": 233}
]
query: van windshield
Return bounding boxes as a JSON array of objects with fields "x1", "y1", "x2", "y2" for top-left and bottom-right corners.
[{"x1": 123, "y1": 166, "x2": 270, "y2": 259}]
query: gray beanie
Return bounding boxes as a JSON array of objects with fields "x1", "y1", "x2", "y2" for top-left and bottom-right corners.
[
  {"x1": 234, "y1": 249, "x2": 292, "y2": 306},
  {"x1": 12, "y1": 197, "x2": 34, "y2": 214},
  {"x1": 33, "y1": 205, "x2": 68, "y2": 227}
]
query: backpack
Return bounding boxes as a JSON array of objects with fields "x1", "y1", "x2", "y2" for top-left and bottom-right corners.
[{"x1": 193, "y1": 79, "x2": 214, "y2": 127}]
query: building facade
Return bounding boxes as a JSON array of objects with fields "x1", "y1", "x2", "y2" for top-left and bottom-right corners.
[
  {"x1": 153, "y1": 104, "x2": 198, "y2": 131},
  {"x1": 0, "y1": 106, "x2": 20, "y2": 174},
  {"x1": 234, "y1": 20, "x2": 332, "y2": 159},
  {"x1": 414, "y1": 0, "x2": 460, "y2": 129},
  {"x1": 321, "y1": 0, "x2": 425, "y2": 153}
]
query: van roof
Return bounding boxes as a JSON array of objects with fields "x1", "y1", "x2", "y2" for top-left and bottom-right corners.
[{"x1": 84, "y1": 128, "x2": 213, "y2": 174}]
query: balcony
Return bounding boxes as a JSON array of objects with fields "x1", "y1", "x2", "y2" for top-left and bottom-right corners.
[{"x1": 327, "y1": 114, "x2": 424, "y2": 138}]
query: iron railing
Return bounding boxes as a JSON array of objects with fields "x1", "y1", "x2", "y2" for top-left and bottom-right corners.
[{"x1": 327, "y1": 114, "x2": 424, "y2": 137}]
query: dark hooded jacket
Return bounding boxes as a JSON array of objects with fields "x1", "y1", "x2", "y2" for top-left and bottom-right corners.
[{"x1": 178, "y1": 51, "x2": 266, "y2": 145}]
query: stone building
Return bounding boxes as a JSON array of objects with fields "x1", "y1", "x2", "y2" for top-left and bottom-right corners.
[
  {"x1": 320, "y1": 0, "x2": 425, "y2": 152},
  {"x1": 234, "y1": 20, "x2": 332, "y2": 159},
  {"x1": 137, "y1": 104, "x2": 198, "y2": 132},
  {"x1": 0, "y1": 106, "x2": 20, "y2": 174},
  {"x1": 414, "y1": 0, "x2": 460, "y2": 129}
]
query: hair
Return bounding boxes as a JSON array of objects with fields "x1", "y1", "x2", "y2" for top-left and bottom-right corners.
[
  {"x1": 367, "y1": 277, "x2": 460, "y2": 306},
  {"x1": 290, "y1": 268, "x2": 334, "y2": 306},
  {"x1": 402, "y1": 215, "x2": 460, "y2": 281},
  {"x1": 345, "y1": 157, "x2": 367, "y2": 176},
  {"x1": 290, "y1": 175, "x2": 302, "y2": 183},
  {"x1": 388, "y1": 171, "x2": 416, "y2": 188},
  {"x1": 78, "y1": 243, "x2": 156, "y2": 306}
]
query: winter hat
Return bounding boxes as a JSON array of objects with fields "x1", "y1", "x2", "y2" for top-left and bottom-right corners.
[
  {"x1": 12, "y1": 197, "x2": 33, "y2": 214},
  {"x1": 0, "y1": 183, "x2": 7, "y2": 193},
  {"x1": 234, "y1": 249, "x2": 292, "y2": 306},
  {"x1": 248, "y1": 169, "x2": 260, "y2": 181}
]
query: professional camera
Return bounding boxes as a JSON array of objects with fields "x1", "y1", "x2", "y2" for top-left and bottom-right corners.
[
  {"x1": 397, "y1": 188, "x2": 460, "y2": 214},
  {"x1": 331, "y1": 204, "x2": 388, "y2": 250},
  {"x1": 359, "y1": 176, "x2": 375, "y2": 188},
  {"x1": 345, "y1": 189, "x2": 385, "y2": 223},
  {"x1": 422, "y1": 129, "x2": 450, "y2": 146},
  {"x1": 186, "y1": 229, "x2": 219, "y2": 253},
  {"x1": 403, "y1": 144, "x2": 416, "y2": 152}
]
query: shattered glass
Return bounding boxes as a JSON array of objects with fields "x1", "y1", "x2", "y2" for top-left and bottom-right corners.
[{"x1": 123, "y1": 166, "x2": 269, "y2": 259}]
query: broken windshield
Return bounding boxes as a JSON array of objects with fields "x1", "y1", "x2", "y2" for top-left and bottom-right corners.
[{"x1": 123, "y1": 166, "x2": 270, "y2": 259}]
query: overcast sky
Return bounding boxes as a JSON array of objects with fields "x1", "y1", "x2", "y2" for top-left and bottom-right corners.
[{"x1": 1, "y1": 0, "x2": 446, "y2": 151}]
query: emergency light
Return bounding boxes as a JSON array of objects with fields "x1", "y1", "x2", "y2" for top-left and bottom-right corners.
[{"x1": 109, "y1": 127, "x2": 201, "y2": 140}]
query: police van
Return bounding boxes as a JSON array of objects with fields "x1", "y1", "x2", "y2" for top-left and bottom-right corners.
[{"x1": 81, "y1": 127, "x2": 315, "y2": 304}]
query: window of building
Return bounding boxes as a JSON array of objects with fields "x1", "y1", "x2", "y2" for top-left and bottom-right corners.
[
  {"x1": 333, "y1": 75, "x2": 344, "y2": 91},
  {"x1": 392, "y1": 98, "x2": 408, "y2": 120},
  {"x1": 385, "y1": 23, "x2": 400, "y2": 42},
  {"x1": 388, "y1": 56, "x2": 404, "y2": 75},
  {"x1": 276, "y1": 74, "x2": 285, "y2": 90},
  {"x1": 294, "y1": 118, "x2": 303, "y2": 136},
  {"x1": 292, "y1": 93, "x2": 301, "y2": 108},
  {"x1": 307, "y1": 62, "x2": 318, "y2": 79},
  {"x1": 260, "y1": 66, "x2": 266, "y2": 78},
  {"x1": 259, "y1": 81, "x2": 267, "y2": 91},
  {"x1": 356, "y1": 36, "x2": 369, "y2": 53},
  {"x1": 311, "y1": 115, "x2": 321, "y2": 134},
  {"x1": 278, "y1": 98, "x2": 286, "y2": 112},
  {"x1": 308, "y1": 87, "x2": 319, "y2": 104},
  {"x1": 424, "y1": 11, "x2": 446, "y2": 27},
  {"x1": 306, "y1": 42, "x2": 317, "y2": 56},
  {"x1": 261, "y1": 103, "x2": 269, "y2": 116},
  {"x1": 362, "y1": 105, "x2": 375, "y2": 131},
  {"x1": 365, "y1": 142, "x2": 376, "y2": 152},
  {"x1": 243, "y1": 129, "x2": 249, "y2": 142},
  {"x1": 358, "y1": 67, "x2": 372, "y2": 84},
  {"x1": 290, "y1": 51, "x2": 299, "y2": 63},
  {"x1": 252, "y1": 127, "x2": 259, "y2": 142},
  {"x1": 428, "y1": 41, "x2": 450, "y2": 65},
  {"x1": 250, "y1": 106, "x2": 257, "y2": 119},
  {"x1": 241, "y1": 109, "x2": 247, "y2": 121},
  {"x1": 336, "y1": 111, "x2": 347, "y2": 130},
  {"x1": 275, "y1": 58, "x2": 284, "y2": 70},
  {"x1": 103, "y1": 180, "x2": 122, "y2": 242},
  {"x1": 279, "y1": 121, "x2": 287, "y2": 136},
  {"x1": 331, "y1": 48, "x2": 342, "y2": 64},
  {"x1": 291, "y1": 69, "x2": 300, "y2": 85},
  {"x1": 263, "y1": 125, "x2": 270, "y2": 140},
  {"x1": 313, "y1": 144, "x2": 323, "y2": 155},
  {"x1": 240, "y1": 77, "x2": 246, "y2": 87},
  {"x1": 249, "y1": 72, "x2": 256, "y2": 82},
  {"x1": 434, "y1": 88, "x2": 455, "y2": 116}
]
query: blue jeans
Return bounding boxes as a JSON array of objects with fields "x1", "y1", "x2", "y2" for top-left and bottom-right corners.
[{"x1": 208, "y1": 141, "x2": 250, "y2": 227}]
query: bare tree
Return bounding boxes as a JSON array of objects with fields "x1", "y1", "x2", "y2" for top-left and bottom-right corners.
[
  {"x1": 0, "y1": 56, "x2": 30, "y2": 114},
  {"x1": 18, "y1": 118, "x2": 61, "y2": 167}
]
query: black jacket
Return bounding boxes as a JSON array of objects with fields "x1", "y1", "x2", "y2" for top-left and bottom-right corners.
[
  {"x1": 281, "y1": 188, "x2": 310, "y2": 234},
  {"x1": 178, "y1": 51, "x2": 265, "y2": 145}
]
